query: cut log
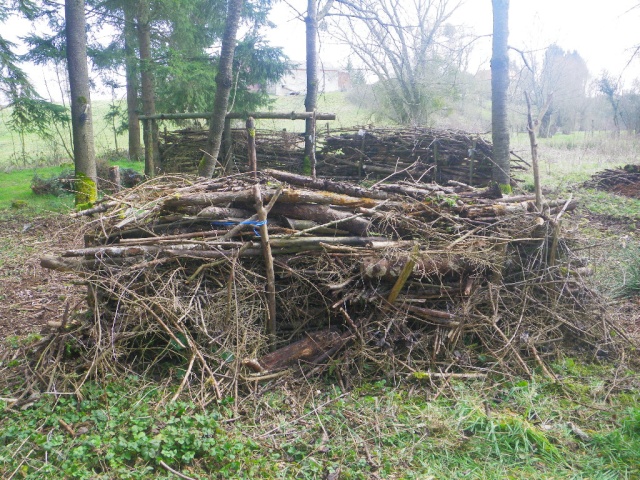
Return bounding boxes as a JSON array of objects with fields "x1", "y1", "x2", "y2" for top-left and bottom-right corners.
[{"x1": 252, "y1": 329, "x2": 343, "y2": 371}]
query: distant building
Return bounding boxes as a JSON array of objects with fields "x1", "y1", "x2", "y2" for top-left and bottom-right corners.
[{"x1": 268, "y1": 67, "x2": 351, "y2": 96}]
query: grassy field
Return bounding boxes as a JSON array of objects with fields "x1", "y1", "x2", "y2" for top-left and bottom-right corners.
[{"x1": 0, "y1": 365, "x2": 638, "y2": 478}]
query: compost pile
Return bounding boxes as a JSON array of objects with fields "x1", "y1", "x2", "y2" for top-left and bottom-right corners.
[
  {"x1": 584, "y1": 164, "x2": 640, "y2": 198},
  {"x1": 33, "y1": 170, "x2": 620, "y2": 399},
  {"x1": 159, "y1": 127, "x2": 527, "y2": 186}
]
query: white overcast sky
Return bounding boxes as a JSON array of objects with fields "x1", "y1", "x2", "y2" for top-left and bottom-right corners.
[
  {"x1": 267, "y1": 0, "x2": 640, "y2": 81},
  {"x1": 2, "y1": 0, "x2": 640, "y2": 100}
]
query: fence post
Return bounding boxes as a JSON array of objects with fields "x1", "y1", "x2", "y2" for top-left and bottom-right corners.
[{"x1": 246, "y1": 117, "x2": 257, "y2": 178}]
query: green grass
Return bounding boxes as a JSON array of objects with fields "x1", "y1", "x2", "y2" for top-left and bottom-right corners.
[
  {"x1": 0, "y1": 100, "x2": 129, "y2": 170},
  {"x1": 0, "y1": 366, "x2": 638, "y2": 479},
  {"x1": 0, "y1": 158, "x2": 144, "y2": 215}
]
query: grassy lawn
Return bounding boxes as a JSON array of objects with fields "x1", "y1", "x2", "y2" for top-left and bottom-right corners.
[{"x1": 0, "y1": 365, "x2": 638, "y2": 479}]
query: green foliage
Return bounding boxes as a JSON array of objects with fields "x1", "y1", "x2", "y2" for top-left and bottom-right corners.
[
  {"x1": 7, "y1": 96, "x2": 70, "y2": 166},
  {"x1": 0, "y1": 379, "x2": 274, "y2": 479},
  {"x1": 154, "y1": 36, "x2": 290, "y2": 115}
]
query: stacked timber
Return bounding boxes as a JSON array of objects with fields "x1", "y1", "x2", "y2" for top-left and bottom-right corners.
[
  {"x1": 584, "y1": 164, "x2": 640, "y2": 198},
  {"x1": 40, "y1": 170, "x2": 618, "y2": 398},
  {"x1": 159, "y1": 127, "x2": 526, "y2": 186}
]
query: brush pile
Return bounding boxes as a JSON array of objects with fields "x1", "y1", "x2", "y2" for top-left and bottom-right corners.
[
  {"x1": 36, "y1": 170, "x2": 620, "y2": 399},
  {"x1": 159, "y1": 127, "x2": 527, "y2": 186},
  {"x1": 584, "y1": 164, "x2": 640, "y2": 199}
]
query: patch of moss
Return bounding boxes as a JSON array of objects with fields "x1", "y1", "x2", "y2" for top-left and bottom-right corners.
[{"x1": 74, "y1": 173, "x2": 97, "y2": 206}]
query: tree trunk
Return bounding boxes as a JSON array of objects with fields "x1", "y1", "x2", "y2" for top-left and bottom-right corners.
[
  {"x1": 65, "y1": 0, "x2": 97, "y2": 206},
  {"x1": 304, "y1": 0, "x2": 319, "y2": 176},
  {"x1": 491, "y1": 0, "x2": 510, "y2": 193},
  {"x1": 200, "y1": 0, "x2": 244, "y2": 178},
  {"x1": 124, "y1": 3, "x2": 142, "y2": 161},
  {"x1": 136, "y1": 0, "x2": 157, "y2": 176}
]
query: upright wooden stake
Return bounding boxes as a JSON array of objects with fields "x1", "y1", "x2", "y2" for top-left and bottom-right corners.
[
  {"x1": 524, "y1": 91, "x2": 548, "y2": 212},
  {"x1": 223, "y1": 117, "x2": 233, "y2": 173},
  {"x1": 108, "y1": 165, "x2": 121, "y2": 192},
  {"x1": 254, "y1": 184, "x2": 277, "y2": 350},
  {"x1": 246, "y1": 117, "x2": 257, "y2": 178},
  {"x1": 311, "y1": 110, "x2": 317, "y2": 179}
]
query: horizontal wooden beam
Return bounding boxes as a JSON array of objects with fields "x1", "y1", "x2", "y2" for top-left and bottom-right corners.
[{"x1": 138, "y1": 111, "x2": 336, "y2": 121}]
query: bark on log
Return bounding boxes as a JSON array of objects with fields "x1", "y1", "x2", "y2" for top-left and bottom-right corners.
[
  {"x1": 252, "y1": 329, "x2": 343, "y2": 371},
  {"x1": 270, "y1": 204, "x2": 371, "y2": 235},
  {"x1": 163, "y1": 188, "x2": 384, "y2": 210},
  {"x1": 263, "y1": 169, "x2": 391, "y2": 200}
]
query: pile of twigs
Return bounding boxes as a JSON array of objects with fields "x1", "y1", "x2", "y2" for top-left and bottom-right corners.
[
  {"x1": 29, "y1": 170, "x2": 623, "y2": 400},
  {"x1": 317, "y1": 127, "x2": 527, "y2": 185},
  {"x1": 159, "y1": 127, "x2": 527, "y2": 186},
  {"x1": 584, "y1": 164, "x2": 640, "y2": 198}
]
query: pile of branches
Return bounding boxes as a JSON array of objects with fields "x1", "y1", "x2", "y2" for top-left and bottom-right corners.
[
  {"x1": 159, "y1": 127, "x2": 527, "y2": 187},
  {"x1": 29, "y1": 170, "x2": 622, "y2": 400},
  {"x1": 584, "y1": 164, "x2": 640, "y2": 198},
  {"x1": 317, "y1": 128, "x2": 527, "y2": 185},
  {"x1": 160, "y1": 128, "x2": 304, "y2": 174}
]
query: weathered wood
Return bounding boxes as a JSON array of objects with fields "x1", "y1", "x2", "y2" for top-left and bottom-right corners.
[
  {"x1": 254, "y1": 330, "x2": 343, "y2": 371},
  {"x1": 254, "y1": 184, "x2": 277, "y2": 348},
  {"x1": 247, "y1": 117, "x2": 257, "y2": 177},
  {"x1": 108, "y1": 166, "x2": 121, "y2": 192},
  {"x1": 270, "y1": 203, "x2": 371, "y2": 236},
  {"x1": 139, "y1": 111, "x2": 337, "y2": 121},
  {"x1": 163, "y1": 188, "x2": 384, "y2": 210}
]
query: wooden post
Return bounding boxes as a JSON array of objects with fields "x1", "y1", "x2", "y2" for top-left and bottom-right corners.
[
  {"x1": 246, "y1": 117, "x2": 257, "y2": 178},
  {"x1": 358, "y1": 129, "x2": 366, "y2": 180},
  {"x1": 311, "y1": 110, "x2": 317, "y2": 179},
  {"x1": 525, "y1": 91, "x2": 546, "y2": 212},
  {"x1": 468, "y1": 137, "x2": 477, "y2": 185},
  {"x1": 433, "y1": 141, "x2": 440, "y2": 183},
  {"x1": 143, "y1": 118, "x2": 154, "y2": 177},
  {"x1": 108, "y1": 165, "x2": 121, "y2": 192},
  {"x1": 223, "y1": 117, "x2": 233, "y2": 173},
  {"x1": 254, "y1": 184, "x2": 277, "y2": 350}
]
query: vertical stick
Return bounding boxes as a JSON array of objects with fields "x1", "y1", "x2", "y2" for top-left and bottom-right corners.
[
  {"x1": 108, "y1": 165, "x2": 121, "y2": 192},
  {"x1": 387, "y1": 244, "x2": 419, "y2": 305},
  {"x1": 143, "y1": 118, "x2": 154, "y2": 177},
  {"x1": 525, "y1": 92, "x2": 543, "y2": 212},
  {"x1": 254, "y1": 184, "x2": 277, "y2": 350},
  {"x1": 311, "y1": 110, "x2": 317, "y2": 179},
  {"x1": 223, "y1": 117, "x2": 233, "y2": 174},
  {"x1": 246, "y1": 117, "x2": 257, "y2": 178},
  {"x1": 468, "y1": 137, "x2": 477, "y2": 185}
]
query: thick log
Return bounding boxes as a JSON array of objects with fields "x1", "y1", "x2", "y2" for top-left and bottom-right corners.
[
  {"x1": 270, "y1": 203, "x2": 371, "y2": 235},
  {"x1": 263, "y1": 169, "x2": 391, "y2": 200},
  {"x1": 59, "y1": 237, "x2": 410, "y2": 258},
  {"x1": 140, "y1": 111, "x2": 337, "y2": 121},
  {"x1": 163, "y1": 188, "x2": 384, "y2": 210},
  {"x1": 253, "y1": 329, "x2": 343, "y2": 371}
]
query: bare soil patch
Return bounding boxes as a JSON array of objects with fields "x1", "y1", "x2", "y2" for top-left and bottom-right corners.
[{"x1": 0, "y1": 214, "x2": 83, "y2": 340}]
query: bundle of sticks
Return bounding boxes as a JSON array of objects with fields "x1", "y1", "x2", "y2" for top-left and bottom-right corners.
[
  {"x1": 584, "y1": 164, "x2": 640, "y2": 198},
  {"x1": 158, "y1": 127, "x2": 528, "y2": 186},
  {"x1": 39, "y1": 170, "x2": 619, "y2": 398}
]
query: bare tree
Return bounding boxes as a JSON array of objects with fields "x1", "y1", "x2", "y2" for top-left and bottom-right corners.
[
  {"x1": 491, "y1": 0, "x2": 510, "y2": 192},
  {"x1": 200, "y1": 0, "x2": 244, "y2": 178},
  {"x1": 328, "y1": 0, "x2": 466, "y2": 125},
  {"x1": 597, "y1": 71, "x2": 622, "y2": 136},
  {"x1": 65, "y1": 0, "x2": 97, "y2": 206}
]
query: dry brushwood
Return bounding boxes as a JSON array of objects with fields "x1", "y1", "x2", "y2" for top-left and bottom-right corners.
[
  {"x1": 159, "y1": 127, "x2": 527, "y2": 186},
  {"x1": 21, "y1": 170, "x2": 624, "y2": 401},
  {"x1": 584, "y1": 164, "x2": 640, "y2": 199}
]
